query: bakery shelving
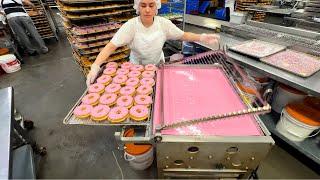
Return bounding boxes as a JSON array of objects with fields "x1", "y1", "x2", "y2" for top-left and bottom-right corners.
[{"x1": 235, "y1": 0, "x2": 273, "y2": 22}]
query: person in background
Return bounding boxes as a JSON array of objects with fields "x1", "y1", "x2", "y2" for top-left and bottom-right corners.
[
  {"x1": 0, "y1": 0, "x2": 48, "y2": 55},
  {"x1": 86, "y1": 0, "x2": 220, "y2": 86}
]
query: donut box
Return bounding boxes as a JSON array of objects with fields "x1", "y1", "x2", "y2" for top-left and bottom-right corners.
[{"x1": 64, "y1": 62, "x2": 158, "y2": 125}]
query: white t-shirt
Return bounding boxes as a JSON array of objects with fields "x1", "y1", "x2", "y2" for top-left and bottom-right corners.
[
  {"x1": 0, "y1": 0, "x2": 28, "y2": 19},
  {"x1": 111, "y1": 16, "x2": 184, "y2": 65}
]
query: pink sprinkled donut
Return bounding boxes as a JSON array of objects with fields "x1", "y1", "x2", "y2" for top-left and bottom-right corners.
[
  {"x1": 82, "y1": 93, "x2": 100, "y2": 105},
  {"x1": 144, "y1": 64, "x2": 157, "y2": 71},
  {"x1": 97, "y1": 75, "x2": 112, "y2": 85},
  {"x1": 126, "y1": 77, "x2": 140, "y2": 87},
  {"x1": 120, "y1": 86, "x2": 135, "y2": 96},
  {"x1": 121, "y1": 62, "x2": 133, "y2": 69},
  {"x1": 105, "y1": 83, "x2": 121, "y2": 94},
  {"x1": 130, "y1": 105, "x2": 149, "y2": 121},
  {"x1": 103, "y1": 67, "x2": 117, "y2": 77},
  {"x1": 140, "y1": 78, "x2": 155, "y2": 86},
  {"x1": 141, "y1": 71, "x2": 155, "y2": 78},
  {"x1": 136, "y1": 85, "x2": 153, "y2": 95},
  {"x1": 99, "y1": 93, "x2": 117, "y2": 106},
  {"x1": 128, "y1": 70, "x2": 141, "y2": 78},
  {"x1": 73, "y1": 104, "x2": 92, "y2": 119},
  {"x1": 134, "y1": 95, "x2": 152, "y2": 107},
  {"x1": 106, "y1": 62, "x2": 118, "y2": 68},
  {"x1": 130, "y1": 64, "x2": 144, "y2": 72},
  {"x1": 91, "y1": 104, "x2": 110, "y2": 121},
  {"x1": 112, "y1": 75, "x2": 128, "y2": 85},
  {"x1": 116, "y1": 68, "x2": 129, "y2": 75},
  {"x1": 116, "y1": 95, "x2": 134, "y2": 108},
  {"x1": 108, "y1": 106, "x2": 129, "y2": 123},
  {"x1": 88, "y1": 83, "x2": 105, "y2": 94}
]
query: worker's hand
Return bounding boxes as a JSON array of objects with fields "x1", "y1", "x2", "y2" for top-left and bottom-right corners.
[
  {"x1": 200, "y1": 33, "x2": 220, "y2": 46},
  {"x1": 86, "y1": 63, "x2": 101, "y2": 87}
]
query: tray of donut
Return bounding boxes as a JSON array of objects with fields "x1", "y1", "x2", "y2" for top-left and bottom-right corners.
[{"x1": 63, "y1": 61, "x2": 158, "y2": 126}]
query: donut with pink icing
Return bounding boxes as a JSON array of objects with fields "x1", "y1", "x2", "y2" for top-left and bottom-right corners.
[
  {"x1": 141, "y1": 71, "x2": 155, "y2": 78},
  {"x1": 126, "y1": 77, "x2": 140, "y2": 87},
  {"x1": 88, "y1": 83, "x2": 105, "y2": 94},
  {"x1": 136, "y1": 85, "x2": 153, "y2": 95},
  {"x1": 130, "y1": 64, "x2": 144, "y2": 72},
  {"x1": 106, "y1": 62, "x2": 118, "y2": 68},
  {"x1": 97, "y1": 75, "x2": 112, "y2": 85},
  {"x1": 91, "y1": 105, "x2": 110, "y2": 121},
  {"x1": 121, "y1": 62, "x2": 133, "y2": 69},
  {"x1": 140, "y1": 78, "x2": 155, "y2": 86},
  {"x1": 103, "y1": 67, "x2": 117, "y2": 76},
  {"x1": 112, "y1": 75, "x2": 128, "y2": 85},
  {"x1": 82, "y1": 93, "x2": 100, "y2": 105},
  {"x1": 116, "y1": 68, "x2": 129, "y2": 75},
  {"x1": 105, "y1": 83, "x2": 121, "y2": 94},
  {"x1": 116, "y1": 95, "x2": 134, "y2": 108},
  {"x1": 108, "y1": 106, "x2": 129, "y2": 123},
  {"x1": 120, "y1": 86, "x2": 135, "y2": 96},
  {"x1": 134, "y1": 95, "x2": 152, "y2": 106},
  {"x1": 128, "y1": 70, "x2": 141, "y2": 78},
  {"x1": 144, "y1": 64, "x2": 157, "y2": 71},
  {"x1": 99, "y1": 93, "x2": 117, "y2": 106},
  {"x1": 73, "y1": 104, "x2": 93, "y2": 119},
  {"x1": 130, "y1": 105, "x2": 149, "y2": 121}
]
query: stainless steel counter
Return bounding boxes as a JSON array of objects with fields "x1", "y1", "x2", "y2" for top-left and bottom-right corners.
[{"x1": 0, "y1": 87, "x2": 13, "y2": 179}]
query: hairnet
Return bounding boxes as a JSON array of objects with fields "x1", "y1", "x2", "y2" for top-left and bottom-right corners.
[{"x1": 133, "y1": 0, "x2": 161, "y2": 14}]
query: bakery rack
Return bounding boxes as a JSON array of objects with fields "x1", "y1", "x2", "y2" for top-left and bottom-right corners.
[
  {"x1": 57, "y1": 0, "x2": 135, "y2": 76},
  {"x1": 235, "y1": 0, "x2": 273, "y2": 22}
]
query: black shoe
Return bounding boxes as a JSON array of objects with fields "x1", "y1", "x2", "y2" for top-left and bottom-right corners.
[{"x1": 28, "y1": 51, "x2": 38, "y2": 56}]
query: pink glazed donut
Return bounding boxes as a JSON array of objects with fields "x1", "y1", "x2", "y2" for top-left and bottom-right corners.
[
  {"x1": 116, "y1": 68, "x2": 129, "y2": 75},
  {"x1": 73, "y1": 104, "x2": 93, "y2": 119},
  {"x1": 99, "y1": 93, "x2": 117, "y2": 106},
  {"x1": 130, "y1": 105, "x2": 149, "y2": 121},
  {"x1": 144, "y1": 64, "x2": 157, "y2": 71},
  {"x1": 140, "y1": 78, "x2": 155, "y2": 86},
  {"x1": 82, "y1": 93, "x2": 100, "y2": 106},
  {"x1": 91, "y1": 104, "x2": 110, "y2": 121},
  {"x1": 120, "y1": 86, "x2": 135, "y2": 96},
  {"x1": 116, "y1": 95, "x2": 134, "y2": 108},
  {"x1": 126, "y1": 77, "x2": 140, "y2": 88},
  {"x1": 106, "y1": 62, "x2": 118, "y2": 68},
  {"x1": 97, "y1": 75, "x2": 112, "y2": 85},
  {"x1": 108, "y1": 106, "x2": 129, "y2": 123},
  {"x1": 112, "y1": 75, "x2": 128, "y2": 85},
  {"x1": 121, "y1": 62, "x2": 133, "y2": 69},
  {"x1": 134, "y1": 95, "x2": 152, "y2": 107},
  {"x1": 137, "y1": 85, "x2": 153, "y2": 95},
  {"x1": 103, "y1": 67, "x2": 117, "y2": 77},
  {"x1": 141, "y1": 71, "x2": 155, "y2": 78},
  {"x1": 128, "y1": 70, "x2": 141, "y2": 78},
  {"x1": 105, "y1": 83, "x2": 121, "y2": 94},
  {"x1": 88, "y1": 83, "x2": 105, "y2": 94},
  {"x1": 130, "y1": 64, "x2": 144, "y2": 72}
]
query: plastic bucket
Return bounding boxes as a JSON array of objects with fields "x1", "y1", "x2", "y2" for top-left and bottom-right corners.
[
  {"x1": 271, "y1": 84, "x2": 306, "y2": 113},
  {"x1": 276, "y1": 109, "x2": 320, "y2": 142},
  {"x1": 0, "y1": 54, "x2": 21, "y2": 73}
]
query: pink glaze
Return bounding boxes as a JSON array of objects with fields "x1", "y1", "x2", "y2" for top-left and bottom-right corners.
[
  {"x1": 130, "y1": 105, "x2": 149, "y2": 119},
  {"x1": 116, "y1": 68, "x2": 129, "y2": 75},
  {"x1": 105, "y1": 83, "x2": 121, "y2": 94},
  {"x1": 144, "y1": 64, "x2": 157, "y2": 71},
  {"x1": 91, "y1": 104, "x2": 110, "y2": 119},
  {"x1": 97, "y1": 75, "x2": 112, "y2": 85},
  {"x1": 108, "y1": 107, "x2": 129, "y2": 121},
  {"x1": 88, "y1": 83, "x2": 105, "y2": 94},
  {"x1": 126, "y1": 77, "x2": 140, "y2": 87},
  {"x1": 137, "y1": 85, "x2": 153, "y2": 95},
  {"x1": 121, "y1": 62, "x2": 133, "y2": 69},
  {"x1": 130, "y1": 64, "x2": 144, "y2": 71},
  {"x1": 113, "y1": 75, "x2": 128, "y2": 84},
  {"x1": 103, "y1": 68, "x2": 117, "y2": 76},
  {"x1": 142, "y1": 71, "x2": 155, "y2": 78},
  {"x1": 99, "y1": 93, "x2": 117, "y2": 105},
  {"x1": 128, "y1": 71, "x2": 141, "y2": 78},
  {"x1": 82, "y1": 93, "x2": 100, "y2": 105},
  {"x1": 140, "y1": 78, "x2": 155, "y2": 86},
  {"x1": 106, "y1": 62, "x2": 118, "y2": 68},
  {"x1": 120, "y1": 86, "x2": 135, "y2": 96},
  {"x1": 134, "y1": 95, "x2": 152, "y2": 106},
  {"x1": 73, "y1": 104, "x2": 93, "y2": 117},
  {"x1": 116, "y1": 95, "x2": 134, "y2": 107}
]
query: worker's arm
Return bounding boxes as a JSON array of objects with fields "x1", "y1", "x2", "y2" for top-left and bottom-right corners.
[
  {"x1": 180, "y1": 32, "x2": 220, "y2": 45},
  {"x1": 22, "y1": 0, "x2": 38, "y2": 11},
  {"x1": 180, "y1": 32, "x2": 201, "y2": 42},
  {"x1": 94, "y1": 42, "x2": 118, "y2": 67}
]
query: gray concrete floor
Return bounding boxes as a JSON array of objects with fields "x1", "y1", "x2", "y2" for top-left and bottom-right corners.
[{"x1": 0, "y1": 15, "x2": 319, "y2": 179}]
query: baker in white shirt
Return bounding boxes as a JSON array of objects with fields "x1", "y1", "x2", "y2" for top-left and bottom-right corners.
[
  {"x1": 86, "y1": 0, "x2": 220, "y2": 86},
  {"x1": 0, "y1": 0, "x2": 48, "y2": 55}
]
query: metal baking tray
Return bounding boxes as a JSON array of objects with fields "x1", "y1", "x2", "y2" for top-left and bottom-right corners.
[
  {"x1": 62, "y1": 4, "x2": 133, "y2": 13},
  {"x1": 229, "y1": 39, "x2": 286, "y2": 59}
]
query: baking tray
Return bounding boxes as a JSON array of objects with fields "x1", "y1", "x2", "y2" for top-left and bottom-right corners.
[
  {"x1": 62, "y1": 4, "x2": 133, "y2": 12},
  {"x1": 63, "y1": 71, "x2": 157, "y2": 126},
  {"x1": 229, "y1": 39, "x2": 286, "y2": 58},
  {"x1": 260, "y1": 49, "x2": 320, "y2": 77}
]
